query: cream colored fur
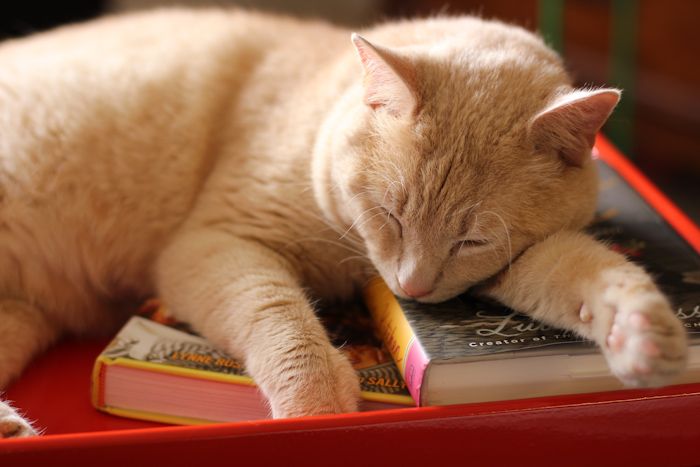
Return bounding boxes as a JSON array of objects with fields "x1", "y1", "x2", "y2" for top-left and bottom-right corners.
[{"x1": 0, "y1": 9, "x2": 687, "y2": 436}]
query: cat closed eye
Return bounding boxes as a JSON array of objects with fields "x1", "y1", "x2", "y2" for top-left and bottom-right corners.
[
  {"x1": 380, "y1": 208, "x2": 402, "y2": 237},
  {"x1": 452, "y1": 238, "x2": 489, "y2": 254}
]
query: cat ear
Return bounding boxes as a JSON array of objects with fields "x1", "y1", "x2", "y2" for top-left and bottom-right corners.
[
  {"x1": 351, "y1": 33, "x2": 417, "y2": 117},
  {"x1": 529, "y1": 89, "x2": 621, "y2": 167}
]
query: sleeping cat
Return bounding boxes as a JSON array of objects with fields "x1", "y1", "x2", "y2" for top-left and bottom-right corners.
[{"x1": 0, "y1": 8, "x2": 687, "y2": 437}]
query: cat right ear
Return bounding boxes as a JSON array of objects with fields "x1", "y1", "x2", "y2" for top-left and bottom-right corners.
[
  {"x1": 351, "y1": 33, "x2": 418, "y2": 117},
  {"x1": 529, "y1": 88, "x2": 621, "y2": 167}
]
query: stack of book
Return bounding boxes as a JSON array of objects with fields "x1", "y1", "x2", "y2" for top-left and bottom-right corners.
[{"x1": 92, "y1": 155, "x2": 700, "y2": 424}]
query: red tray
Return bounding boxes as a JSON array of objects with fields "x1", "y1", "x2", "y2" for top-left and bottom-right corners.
[{"x1": 2, "y1": 136, "x2": 700, "y2": 466}]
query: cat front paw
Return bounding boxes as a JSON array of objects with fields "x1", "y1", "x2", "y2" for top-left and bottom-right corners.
[
  {"x1": 0, "y1": 401, "x2": 37, "y2": 438},
  {"x1": 267, "y1": 346, "x2": 360, "y2": 419},
  {"x1": 598, "y1": 278, "x2": 687, "y2": 387}
]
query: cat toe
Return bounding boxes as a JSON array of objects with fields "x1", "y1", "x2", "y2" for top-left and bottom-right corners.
[
  {"x1": 0, "y1": 413, "x2": 37, "y2": 438},
  {"x1": 266, "y1": 345, "x2": 360, "y2": 419},
  {"x1": 604, "y1": 300, "x2": 687, "y2": 387}
]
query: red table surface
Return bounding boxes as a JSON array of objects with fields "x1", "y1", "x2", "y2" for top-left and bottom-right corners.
[
  {"x1": 2, "y1": 338, "x2": 700, "y2": 466},
  {"x1": 2, "y1": 135, "x2": 700, "y2": 466}
]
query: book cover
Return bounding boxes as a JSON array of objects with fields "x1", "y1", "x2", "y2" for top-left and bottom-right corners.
[
  {"x1": 92, "y1": 300, "x2": 414, "y2": 425},
  {"x1": 364, "y1": 155, "x2": 700, "y2": 405}
]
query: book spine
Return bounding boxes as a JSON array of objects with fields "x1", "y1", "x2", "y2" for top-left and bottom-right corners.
[
  {"x1": 91, "y1": 355, "x2": 109, "y2": 409},
  {"x1": 363, "y1": 277, "x2": 428, "y2": 406}
]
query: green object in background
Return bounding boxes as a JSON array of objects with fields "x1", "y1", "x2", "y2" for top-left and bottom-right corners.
[
  {"x1": 608, "y1": 0, "x2": 638, "y2": 157},
  {"x1": 538, "y1": 0, "x2": 638, "y2": 158},
  {"x1": 538, "y1": 0, "x2": 564, "y2": 54}
]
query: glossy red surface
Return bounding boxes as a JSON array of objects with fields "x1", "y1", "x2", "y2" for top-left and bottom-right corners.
[
  {"x1": 2, "y1": 136, "x2": 700, "y2": 466},
  {"x1": 4, "y1": 339, "x2": 165, "y2": 435},
  {"x1": 3, "y1": 339, "x2": 700, "y2": 466}
]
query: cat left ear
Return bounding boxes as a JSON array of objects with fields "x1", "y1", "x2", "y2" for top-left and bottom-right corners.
[
  {"x1": 351, "y1": 33, "x2": 418, "y2": 117},
  {"x1": 529, "y1": 89, "x2": 621, "y2": 167}
]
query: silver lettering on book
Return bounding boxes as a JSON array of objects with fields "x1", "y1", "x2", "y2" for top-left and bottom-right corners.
[
  {"x1": 677, "y1": 305, "x2": 700, "y2": 320},
  {"x1": 473, "y1": 310, "x2": 553, "y2": 338}
]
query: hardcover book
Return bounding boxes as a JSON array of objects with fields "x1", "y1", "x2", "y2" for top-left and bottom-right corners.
[
  {"x1": 92, "y1": 301, "x2": 413, "y2": 425},
  {"x1": 364, "y1": 156, "x2": 700, "y2": 406}
]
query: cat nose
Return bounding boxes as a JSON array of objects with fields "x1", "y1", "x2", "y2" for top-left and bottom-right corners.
[
  {"x1": 398, "y1": 279, "x2": 434, "y2": 299},
  {"x1": 397, "y1": 254, "x2": 437, "y2": 298}
]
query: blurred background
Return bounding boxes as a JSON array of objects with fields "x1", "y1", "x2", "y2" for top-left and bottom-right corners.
[{"x1": 1, "y1": 0, "x2": 698, "y2": 222}]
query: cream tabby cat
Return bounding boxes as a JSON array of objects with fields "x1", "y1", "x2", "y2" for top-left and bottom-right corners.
[{"x1": 0, "y1": 9, "x2": 687, "y2": 437}]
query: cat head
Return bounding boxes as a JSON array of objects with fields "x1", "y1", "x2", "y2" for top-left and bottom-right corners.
[{"x1": 326, "y1": 27, "x2": 619, "y2": 303}]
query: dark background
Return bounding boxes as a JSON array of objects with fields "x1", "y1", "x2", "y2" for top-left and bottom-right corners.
[{"x1": 1, "y1": 0, "x2": 697, "y2": 223}]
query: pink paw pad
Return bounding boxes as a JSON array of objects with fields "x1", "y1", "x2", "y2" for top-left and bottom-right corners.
[
  {"x1": 607, "y1": 324, "x2": 625, "y2": 351},
  {"x1": 628, "y1": 312, "x2": 651, "y2": 330},
  {"x1": 633, "y1": 362, "x2": 653, "y2": 375},
  {"x1": 641, "y1": 339, "x2": 661, "y2": 357}
]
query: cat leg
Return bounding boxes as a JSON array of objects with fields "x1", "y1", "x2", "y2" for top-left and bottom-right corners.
[
  {"x1": 478, "y1": 230, "x2": 687, "y2": 387},
  {"x1": 0, "y1": 299, "x2": 58, "y2": 437},
  {"x1": 156, "y1": 230, "x2": 360, "y2": 418}
]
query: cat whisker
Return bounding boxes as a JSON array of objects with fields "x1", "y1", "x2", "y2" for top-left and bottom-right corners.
[
  {"x1": 347, "y1": 189, "x2": 378, "y2": 206},
  {"x1": 352, "y1": 209, "x2": 390, "y2": 234},
  {"x1": 338, "y1": 255, "x2": 371, "y2": 265},
  {"x1": 377, "y1": 202, "x2": 398, "y2": 232},
  {"x1": 303, "y1": 210, "x2": 364, "y2": 245},
  {"x1": 381, "y1": 181, "x2": 400, "y2": 206},
  {"x1": 292, "y1": 203, "x2": 366, "y2": 247},
  {"x1": 455, "y1": 200, "x2": 483, "y2": 220},
  {"x1": 285, "y1": 236, "x2": 366, "y2": 257},
  {"x1": 482, "y1": 210, "x2": 513, "y2": 270},
  {"x1": 377, "y1": 174, "x2": 405, "y2": 198},
  {"x1": 377, "y1": 220, "x2": 392, "y2": 232},
  {"x1": 368, "y1": 159, "x2": 408, "y2": 196},
  {"x1": 340, "y1": 206, "x2": 384, "y2": 239}
]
